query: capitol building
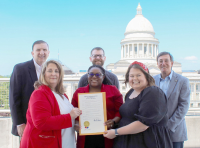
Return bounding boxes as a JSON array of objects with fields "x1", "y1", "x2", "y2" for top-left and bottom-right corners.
[{"x1": 63, "y1": 4, "x2": 200, "y2": 111}]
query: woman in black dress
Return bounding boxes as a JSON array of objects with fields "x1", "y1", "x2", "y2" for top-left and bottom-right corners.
[{"x1": 103, "y1": 61, "x2": 172, "y2": 148}]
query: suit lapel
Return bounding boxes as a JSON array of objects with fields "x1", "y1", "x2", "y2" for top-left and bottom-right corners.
[
  {"x1": 28, "y1": 59, "x2": 38, "y2": 84},
  {"x1": 166, "y1": 72, "x2": 178, "y2": 99}
]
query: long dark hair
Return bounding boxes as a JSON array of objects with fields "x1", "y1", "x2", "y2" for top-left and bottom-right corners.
[{"x1": 87, "y1": 65, "x2": 112, "y2": 85}]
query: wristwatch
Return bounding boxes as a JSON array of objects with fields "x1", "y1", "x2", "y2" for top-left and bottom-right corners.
[{"x1": 115, "y1": 129, "x2": 119, "y2": 136}]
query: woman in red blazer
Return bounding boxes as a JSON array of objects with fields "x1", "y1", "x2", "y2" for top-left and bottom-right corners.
[
  {"x1": 20, "y1": 60, "x2": 81, "y2": 148},
  {"x1": 71, "y1": 65, "x2": 123, "y2": 148}
]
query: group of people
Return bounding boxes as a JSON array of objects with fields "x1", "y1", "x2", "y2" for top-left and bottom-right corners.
[{"x1": 9, "y1": 40, "x2": 190, "y2": 148}]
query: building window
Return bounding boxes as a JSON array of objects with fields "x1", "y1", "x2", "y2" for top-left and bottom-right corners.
[
  {"x1": 196, "y1": 84, "x2": 199, "y2": 90},
  {"x1": 190, "y1": 103, "x2": 193, "y2": 107},
  {"x1": 198, "y1": 103, "x2": 200, "y2": 107},
  {"x1": 144, "y1": 46, "x2": 147, "y2": 54},
  {"x1": 134, "y1": 47, "x2": 137, "y2": 54}
]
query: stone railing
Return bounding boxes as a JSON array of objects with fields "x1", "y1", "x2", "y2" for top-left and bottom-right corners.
[{"x1": 0, "y1": 117, "x2": 200, "y2": 148}]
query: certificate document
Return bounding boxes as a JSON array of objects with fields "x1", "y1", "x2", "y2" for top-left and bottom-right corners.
[{"x1": 78, "y1": 92, "x2": 107, "y2": 135}]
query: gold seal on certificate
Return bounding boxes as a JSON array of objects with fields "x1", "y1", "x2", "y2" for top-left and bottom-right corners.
[
  {"x1": 78, "y1": 92, "x2": 107, "y2": 135},
  {"x1": 84, "y1": 121, "x2": 90, "y2": 128}
]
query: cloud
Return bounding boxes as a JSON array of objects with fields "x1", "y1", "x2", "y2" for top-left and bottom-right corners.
[{"x1": 184, "y1": 56, "x2": 198, "y2": 61}]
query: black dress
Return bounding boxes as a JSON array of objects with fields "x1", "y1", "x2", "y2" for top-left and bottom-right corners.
[{"x1": 113, "y1": 86, "x2": 172, "y2": 148}]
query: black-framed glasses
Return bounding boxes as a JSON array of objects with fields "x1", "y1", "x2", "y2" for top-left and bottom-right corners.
[
  {"x1": 88, "y1": 72, "x2": 104, "y2": 78},
  {"x1": 91, "y1": 54, "x2": 104, "y2": 58}
]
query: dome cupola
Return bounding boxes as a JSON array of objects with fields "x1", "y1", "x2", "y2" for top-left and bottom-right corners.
[{"x1": 125, "y1": 3, "x2": 155, "y2": 38}]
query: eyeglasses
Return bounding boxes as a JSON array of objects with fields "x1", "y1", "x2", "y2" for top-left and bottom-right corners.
[
  {"x1": 88, "y1": 72, "x2": 104, "y2": 78},
  {"x1": 91, "y1": 54, "x2": 104, "y2": 58}
]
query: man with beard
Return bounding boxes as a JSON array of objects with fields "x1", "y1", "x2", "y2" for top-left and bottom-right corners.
[
  {"x1": 78, "y1": 47, "x2": 119, "y2": 89},
  {"x1": 9, "y1": 40, "x2": 50, "y2": 138}
]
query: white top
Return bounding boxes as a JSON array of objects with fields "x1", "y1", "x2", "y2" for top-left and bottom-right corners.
[
  {"x1": 52, "y1": 91, "x2": 75, "y2": 148},
  {"x1": 33, "y1": 59, "x2": 42, "y2": 79}
]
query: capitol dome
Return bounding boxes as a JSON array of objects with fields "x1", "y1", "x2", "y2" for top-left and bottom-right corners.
[
  {"x1": 125, "y1": 15, "x2": 154, "y2": 33},
  {"x1": 120, "y1": 3, "x2": 159, "y2": 62},
  {"x1": 124, "y1": 3, "x2": 155, "y2": 38}
]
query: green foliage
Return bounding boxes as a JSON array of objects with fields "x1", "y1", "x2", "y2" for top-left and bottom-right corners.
[
  {"x1": 0, "y1": 75, "x2": 11, "y2": 78},
  {"x1": 0, "y1": 82, "x2": 10, "y2": 109}
]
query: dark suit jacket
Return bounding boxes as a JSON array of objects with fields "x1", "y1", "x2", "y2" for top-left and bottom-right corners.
[{"x1": 9, "y1": 59, "x2": 37, "y2": 136}]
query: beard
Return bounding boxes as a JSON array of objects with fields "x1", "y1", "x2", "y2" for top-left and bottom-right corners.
[{"x1": 92, "y1": 60, "x2": 104, "y2": 66}]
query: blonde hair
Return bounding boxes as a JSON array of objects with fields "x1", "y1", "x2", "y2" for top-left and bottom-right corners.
[{"x1": 34, "y1": 60, "x2": 65, "y2": 97}]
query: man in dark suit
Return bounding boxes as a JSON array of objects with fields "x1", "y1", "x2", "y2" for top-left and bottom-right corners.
[
  {"x1": 153, "y1": 52, "x2": 190, "y2": 148},
  {"x1": 9, "y1": 40, "x2": 50, "y2": 137}
]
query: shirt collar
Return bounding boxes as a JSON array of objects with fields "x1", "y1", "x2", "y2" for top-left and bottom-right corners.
[
  {"x1": 159, "y1": 70, "x2": 174, "y2": 80},
  {"x1": 33, "y1": 59, "x2": 42, "y2": 70}
]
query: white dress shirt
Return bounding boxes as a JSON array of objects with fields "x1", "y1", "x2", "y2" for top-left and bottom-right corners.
[
  {"x1": 52, "y1": 91, "x2": 76, "y2": 148},
  {"x1": 33, "y1": 59, "x2": 42, "y2": 79}
]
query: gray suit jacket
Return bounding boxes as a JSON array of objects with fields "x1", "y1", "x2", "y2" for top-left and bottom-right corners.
[{"x1": 154, "y1": 72, "x2": 190, "y2": 142}]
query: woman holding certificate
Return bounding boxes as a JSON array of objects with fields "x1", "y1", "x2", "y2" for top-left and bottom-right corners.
[
  {"x1": 20, "y1": 60, "x2": 81, "y2": 148},
  {"x1": 71, "y1": 65, "x2": 123, "y2": 148},
  {"x1": 104, "y1": 61, "x2": 172, "y2": 148}
]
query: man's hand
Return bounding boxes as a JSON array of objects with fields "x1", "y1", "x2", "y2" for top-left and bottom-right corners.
[{"x1": 17, "y1": 124, "x2": 26, "y2": 137}]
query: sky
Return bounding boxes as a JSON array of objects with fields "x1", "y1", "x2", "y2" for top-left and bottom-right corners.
[{"x1": 0, "y1": 0, "x2": 200, "y2": 75}]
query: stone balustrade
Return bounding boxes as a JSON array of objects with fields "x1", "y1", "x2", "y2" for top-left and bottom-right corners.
[{"x1": 0, "y1": 117, "x2": 200, "y2": 148}]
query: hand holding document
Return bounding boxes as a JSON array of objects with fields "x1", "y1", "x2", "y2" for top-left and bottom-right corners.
[{"x1": 78, "y1": 92, "x2": 107, "y2": 135}]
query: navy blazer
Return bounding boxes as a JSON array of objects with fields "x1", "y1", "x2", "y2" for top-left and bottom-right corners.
[
  {"x1": 9, "y1": 59, "x2": 37, "y2": 136},
  {"x1": 154, "y1": 72, "x2": 190, "y2": 142}
]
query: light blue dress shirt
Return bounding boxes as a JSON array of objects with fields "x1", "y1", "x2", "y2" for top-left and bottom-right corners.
[{"x1": 159, "y1": 70, "x2": 174, "y2": 95}]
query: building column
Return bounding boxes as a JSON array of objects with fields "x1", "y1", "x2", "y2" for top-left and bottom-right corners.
[
  {"x1": 151, "y1": 44, "x2": 153, "y2": 58},
  {"x1": 121, "y1": 45, "x2": 123, "y2": 59},
  {"x1": 132, "y1": 44, "x2": 134, "y2": 57},
  {"x1": 156, "y1": 45, "x2": 158, "y2": 57},
  {"x1": 147, "y1": 43, "x2": 149, "y2": 57},
  {"x1": 154, "y1": 45, "x2": 157, "y2": 58},
  {"x1": 124, "y1": 45, "x2": 126, "y2": 58},
  {"x1": 137, "y1": 43, "x2": 139, "y2": 57},
  {"x1": 142, "y1": 43, "x2": 144, "y2": 57},
  {"x1": 128, "y1": 44, "x2": 130, "y2": 58},
  {"x1": 194, "y1": 83, "x2": 196, "y2": 100}
]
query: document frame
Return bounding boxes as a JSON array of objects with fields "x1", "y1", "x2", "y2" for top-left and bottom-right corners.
[{"x1": 78, "y1": 92, "x2": 107, "y2": 135}]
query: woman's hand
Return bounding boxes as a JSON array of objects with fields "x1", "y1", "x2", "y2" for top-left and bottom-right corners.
[
  {"x1": 70, "y1": 108, "x2": 82, "y2": 119},
  {"x1": 74, "y1": 124, "x2": 80, "y2": 132},
  {"x1": 104, "y1": 119, "x2": 114, "y2": 129},
  {"x1": 74, "y1": 120, "x2": 80, "y2": 132},
  {"x1": 103, "y1": 130, "x2": 116, "y2": 139}
]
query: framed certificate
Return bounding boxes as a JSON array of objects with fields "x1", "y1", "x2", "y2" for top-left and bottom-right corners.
[{"x1": 78, "y1": 92, "x2": 107, "y2": 135}]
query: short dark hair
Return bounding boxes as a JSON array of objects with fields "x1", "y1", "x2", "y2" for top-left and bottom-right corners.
[
  {"x1": 32, "y1": 40, "x2": 49, "y2": 51},
  {"x1": 87, "y1": 65, "x2": 112, "y2": 85},
  {"x1": 157, "y1": 52, "x2": 174, "y2": 62},
  {"x1": 90, "y1": 47, "x2": 105, "y2": 55}
]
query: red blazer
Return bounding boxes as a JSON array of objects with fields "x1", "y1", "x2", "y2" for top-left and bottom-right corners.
[
  {"x1": 71, "y1": 84, "x2": 123, "y2": 148},
  {"x1": 20, "y1": 85, "x2": 72, "y2": 148}
]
